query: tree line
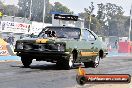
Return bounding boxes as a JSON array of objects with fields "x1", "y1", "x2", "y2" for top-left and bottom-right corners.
[
  {"x1": 0, "y1": 0, "x2": 131, "y2": 37},
  {"x1": 79, "y1": 2, "x2": 131, "y2": 37}
]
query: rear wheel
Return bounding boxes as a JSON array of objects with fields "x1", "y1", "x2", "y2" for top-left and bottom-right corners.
[
  {"x1": 84, "y1": 62, "x2": 93, "y2": 68},
  {"x1": 21, "y1": 56, "x2": 32, "y2": 68},
  {"x1": 93, "y1": 56, "x2": 100, "y2": 68}
]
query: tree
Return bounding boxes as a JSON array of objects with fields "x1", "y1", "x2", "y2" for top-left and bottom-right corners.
[
  {"x1": 4, "y1": 5, "x2": 18, "y2": 16},
  {"x1": 52, "y1": 2, "x2": 73, "y2": 14},
  {"x1": 0, "y1": 1, "x2": 19, "y2": 17},
  {"x1": 18, "y1": 0, "x2": 49, "y2": 22},
  {"x1": 97, "y1": 3, "x2": 105, "y2": 21},
  {"x1": 96, "y1": 3, "x2": 125, "y2": 36},
  {"x1": 18, "y1": 0, "x2": 73, "y2": 23},
  {"x1": 79, "y1": 2, "x2": 103, "y2": 34},
  {"x1": 84, "y1": 2, "x2": 94, "y2": 29},
  {"x1": 79, "y1": 2, "x2": 125, "y2": 36},
  {"x1": 105, "y1": 3, "x2": 124, "y2": 36},
  {"x1": 17, "y1": 0, "x2": 30, "y2": 17}
]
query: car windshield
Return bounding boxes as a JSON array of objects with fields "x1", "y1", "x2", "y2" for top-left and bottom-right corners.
[{"x1": 38, "y1": 27, "x2": 81, "y2": 39}]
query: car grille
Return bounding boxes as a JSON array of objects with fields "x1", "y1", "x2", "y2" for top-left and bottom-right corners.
[
  {"x1": 19, "y1": 43, "x2": 63, "y2": 51},
  {"x1": 22, "y1": 43, "x2": 61, "y2": 51}
]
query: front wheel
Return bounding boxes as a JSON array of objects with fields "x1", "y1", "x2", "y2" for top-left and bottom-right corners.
[
  {"x1": 57, "y1": 54, "x2": 73, "y2": 70},
  {"x1": 84, "y1": 56, "x2": 100, "y2": 68},
  {"x1": 21, "y1": 56, "x2": 32, "y2": 68},
  {"x1": 64, "y1": 57, "x2": 73, "y2": 70}
]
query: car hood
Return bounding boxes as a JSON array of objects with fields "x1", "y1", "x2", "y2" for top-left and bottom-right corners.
[{"x1": 16, "y1": 38, "x2": 71, "y2": 44}]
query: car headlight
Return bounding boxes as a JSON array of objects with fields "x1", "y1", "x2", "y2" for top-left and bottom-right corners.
[
  {"x1": 57, "y1": 44, "x2": 65, "y2": 51},
  {"x1": 16, "y1": 43, "x2": 23, "y2": 49},
  {"x1": 24, "y1": 45, "x2": 32, "y2": 50}
]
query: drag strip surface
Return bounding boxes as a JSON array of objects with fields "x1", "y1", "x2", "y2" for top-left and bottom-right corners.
[{"x1": 0, "y1": 56, "x2": 132, "y2": 88}]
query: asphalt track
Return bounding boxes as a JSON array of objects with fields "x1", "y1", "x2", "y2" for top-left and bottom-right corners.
[
  {"x1": 0, "y1": 51, "x2": 130, "y2": 61},
  {"x1": 0, "y1": 53, "x2": 132, "y2": 88}
]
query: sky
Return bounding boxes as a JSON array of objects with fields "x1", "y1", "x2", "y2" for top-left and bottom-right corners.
[{"x1": 2, "y1": 0, "x2": 132, "y2": 16}]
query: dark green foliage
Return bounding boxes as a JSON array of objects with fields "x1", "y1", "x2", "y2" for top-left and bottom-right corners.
[
  {"x1": 17, "y1": 0, "x2": 73, "y2": 23},
  {"x1": 0, "y1": 0, "x2": 131, "y2": 37},
  {"x1": 79, "y1": 2, "x2": 129, "y2": 37}
]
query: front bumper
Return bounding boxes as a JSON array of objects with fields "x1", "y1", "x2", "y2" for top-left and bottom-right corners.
[{"x1": 15, "y1": 50, "x2": 69, "y2": 61}]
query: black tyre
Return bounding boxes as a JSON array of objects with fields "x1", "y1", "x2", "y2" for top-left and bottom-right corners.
[
  {"x1": 21, "y1": 56, "x2": 32, "y2": 68},
  {"x1": 56, "y1": 54, "x2": 73, "y2": 70},
  {"x1": 56, "y1": 60, "x2": 63, "y2": 68},
  {"x1": 76, "y1": 75, "x2": 87, "y2": 85},
  {"x1": 84, "y1": 56, "x2": 100, "y2": 68},
  {"x1": 63, "y1": 58, "x2": 73, "y2": 70},
  {"x1": 84, "y1": 61, "x2": 93, "y2": 68},
  {"x1": 92, "y1": 56, "x2": 100, "y2": 68}
]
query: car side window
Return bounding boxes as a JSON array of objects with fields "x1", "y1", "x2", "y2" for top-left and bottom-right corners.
[
  {"x1": 82, "y1": 30, "x2": 89, "y2": 41},
  {"x1": 88, "y1": 31, "x2": 96, "y2": 41},
  {"x1": 82, "y1": 29, "x2": 96, "y2": 41}
]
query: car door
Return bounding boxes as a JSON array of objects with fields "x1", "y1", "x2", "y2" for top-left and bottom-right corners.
[{"x1": 77, "y1": 29, "x2": 98, "y2": 61}]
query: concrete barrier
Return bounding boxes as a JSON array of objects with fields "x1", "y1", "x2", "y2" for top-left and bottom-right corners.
[
  {"x1": 0, "y1": 38, "x2": 15, "y2": 56},
  {"x1": 0, "y1": 56, "x2": 21, "y2": 62}
]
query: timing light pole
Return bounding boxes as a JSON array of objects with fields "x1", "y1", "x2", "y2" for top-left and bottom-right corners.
[
  {"x1": 89, "y1": 14, "x2": 91, "y2": 29},
  {"x1": 129, "y1": 4, "x2": 132, "y2": 41},
  {"x1": 42, "y1": 0, "x2": 46, "y2": 28},
  {"x1": 29, "y1": 0, "x2": 32, "y2": 20}
]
